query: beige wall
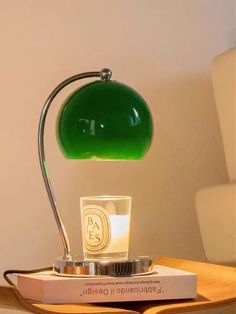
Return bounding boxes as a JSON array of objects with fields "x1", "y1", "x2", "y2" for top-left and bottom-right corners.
[{"x1": 0, "y1": 0, "x2": 235, "y2": 313}]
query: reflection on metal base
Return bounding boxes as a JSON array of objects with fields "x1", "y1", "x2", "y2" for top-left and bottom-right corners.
[{"x1": 54, "y1": 257, "x2": 154, "y2": 277}]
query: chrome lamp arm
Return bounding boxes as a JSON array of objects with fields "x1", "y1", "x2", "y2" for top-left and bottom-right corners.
[{"x1": 38, "y1": 69, "x2": 112, "y2": 260}]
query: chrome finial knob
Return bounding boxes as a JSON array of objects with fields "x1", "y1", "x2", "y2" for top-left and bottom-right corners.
[{"x1": 100, "y1": 68, "x2": 112, "y2": 81}]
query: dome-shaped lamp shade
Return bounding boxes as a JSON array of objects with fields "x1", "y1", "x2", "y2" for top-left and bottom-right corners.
[{"x1": 57, "y1": 80, "x2": 153, "y2": 160}]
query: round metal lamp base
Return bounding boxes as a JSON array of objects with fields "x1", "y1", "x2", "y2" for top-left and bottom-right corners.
[{"x1": 54, "y1": 257, "x2": 154, "y2": 277}]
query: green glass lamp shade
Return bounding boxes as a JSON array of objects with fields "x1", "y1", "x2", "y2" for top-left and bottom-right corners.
[{"x1": 57, "y1": 80, "x2": 153, "y2": 160}]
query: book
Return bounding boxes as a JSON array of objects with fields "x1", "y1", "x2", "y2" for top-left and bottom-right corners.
[{"x1": 17, "y1": 265, "x2": 196, "y2": 304}]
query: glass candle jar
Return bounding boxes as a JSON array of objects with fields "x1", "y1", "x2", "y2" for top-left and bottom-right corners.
[{"x1": 80, "y1": 196, "x2": 131, "y2": 260}]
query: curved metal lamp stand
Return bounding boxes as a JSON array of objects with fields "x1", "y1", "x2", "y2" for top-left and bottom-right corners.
[
  {"x1": 38, "y1": 68, "x2": 153, "y2": 276},
  {"x1": 38, "y1": 69, "x2": 111, "y2": 260}
]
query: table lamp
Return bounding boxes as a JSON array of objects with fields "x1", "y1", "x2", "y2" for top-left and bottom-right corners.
[{"x1": 38, "y1": 68, "x2": 153, "y2": 277}]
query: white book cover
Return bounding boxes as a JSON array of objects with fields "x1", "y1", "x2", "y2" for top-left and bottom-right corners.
[{"x1": 17, "y1": 265, "x2": 197, "y2": 304}]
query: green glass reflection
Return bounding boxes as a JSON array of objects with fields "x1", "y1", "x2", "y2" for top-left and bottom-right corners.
[{"x1": 57, "y1": 80, "x2": 153, "y2": 160}]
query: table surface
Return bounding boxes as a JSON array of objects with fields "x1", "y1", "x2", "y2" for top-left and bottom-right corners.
[{"x1": 0, "y1": 256, "x2": 235, "y2": 314}]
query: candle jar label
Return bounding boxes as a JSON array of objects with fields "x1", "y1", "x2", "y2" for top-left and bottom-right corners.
[{"x1": 82, "y1": 205, "x2": 111, "y2": 252}]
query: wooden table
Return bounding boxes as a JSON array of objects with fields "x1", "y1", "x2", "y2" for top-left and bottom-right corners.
[{"x1": 0, "y1": 257, "x2": 235, "y2": 314}]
